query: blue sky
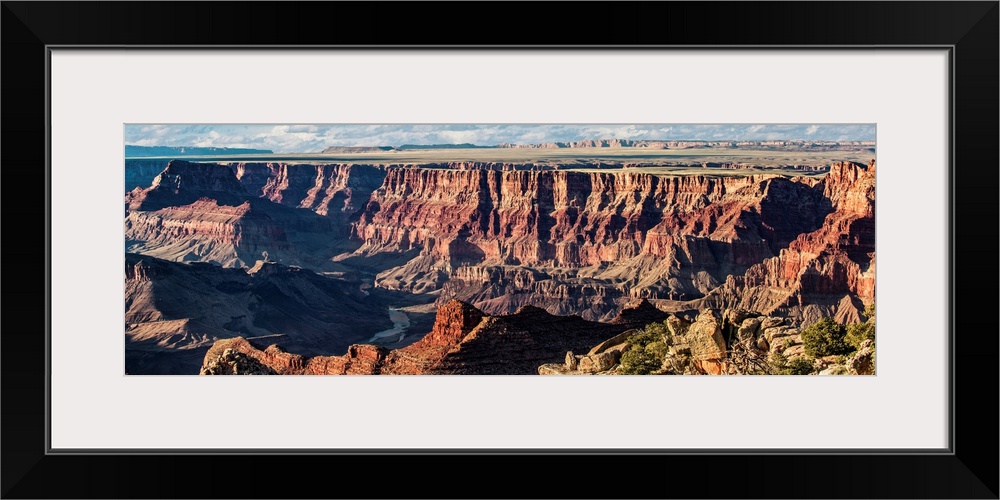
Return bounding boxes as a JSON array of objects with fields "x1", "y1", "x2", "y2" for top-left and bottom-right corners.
[{"x1": 125, "y1": 124, "x2": 875, "y2": 153}]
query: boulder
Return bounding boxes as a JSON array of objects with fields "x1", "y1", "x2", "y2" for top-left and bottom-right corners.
[
  {"x1": 759, "y1": 317, "x2": 784, "y2": 330},
  {"x1": 687, "y1": 309, "x2": 727, "y2": 361},
  {"x1": 694, "y1": 359, "x2": 726, "y2": 375},
  {"x1": 782, "y1": 344, "x2": 806, "y2": 358},
  {"x1": 200, "y1": 347, "x2": 277, "y2": 375},
  {"x1": 769, "y1": 336, "x2": 797, "y2": 355},
  {"x1": 565, "y1": 351, "x2": 578, "y2": 370},
  {"x1": 737, "y1": 317, "x2": 764, "y2": 342},
  {"x1": 724, "y1": 309, "x2": 760, "y2": 328},
  {"x1": 670, "y1": 340, "x2": 692, "y2": 356},
  {"x1": 588, "y1": 329, "x2": 639, "y2": 355},
  {"x1": 819, "y1": 364, "x2": 850, "y2": 375},
  {"x1": 847, "y1": 339, "x2": 875, "y2": 375},
  {"x1": 763, "y1": 325, "x2": 797, "y2": 344},
  {"x1": 578, "y1": 351, "x2": 618, "y2": 373},
  {"x1": 756, "y1": 335, "x2": 769, "y2": 351},
  {"x1": 664, "y1": 316, "x2": 690, "y2": 338},
  {"x1": 538, "y1": 364, "x2": 571, "y2": 375}
]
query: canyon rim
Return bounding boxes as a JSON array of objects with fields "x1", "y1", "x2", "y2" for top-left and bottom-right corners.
[{"x1": 123, "y1": 124, "x2": 876, "y2": 376}]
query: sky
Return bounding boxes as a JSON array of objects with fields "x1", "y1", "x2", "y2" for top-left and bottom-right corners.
[{"x1": 125, "y1": 124, "x2": 875, "y2": 153}]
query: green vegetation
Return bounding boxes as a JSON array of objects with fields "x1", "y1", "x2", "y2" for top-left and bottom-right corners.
[
  {"x1": 800, "y1": 317, "x2": 854, "y2": 357},
  {"x1": 801, "y1": 303, "x2": 876, "y2": 358},
  {"x1": 619, "y1": 321, "x2": 671, "y2": 375},
  {"x1": 845, "y1": 303, "x2": 876, "y2": 350},
  {"x1": 770, "y1": 352, "x2": 814, "y2": 375}
]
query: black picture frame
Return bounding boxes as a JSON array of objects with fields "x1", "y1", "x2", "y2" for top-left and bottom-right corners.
[{"x1": 2, "y1": 2, "x2": 996, "y2": 498}]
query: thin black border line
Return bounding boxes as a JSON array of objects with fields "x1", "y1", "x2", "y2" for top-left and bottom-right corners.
[
  {"x1": 45, "y1": 46, "x2": 955, "y2": 456},
  {"x1": 45, "y1": 45, "x2": 53, "y2": 456},
  {"x1": 947, "y1": 45, "x2": 956, "y2": 456},
  {"x1": 48, "y1": 448, "x2": 949, "y2": 456},
  {"x1": 46, "y1": 44, "x2": 954, "y2": 49}
]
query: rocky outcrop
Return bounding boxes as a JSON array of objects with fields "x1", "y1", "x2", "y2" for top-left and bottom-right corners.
[
  {"x1": 540, "y1": 308, "x2": 814, "y2": 375},
  {"x1": 199, "y1": 346, "x2": 277, "y2": 375},
  {"x1": 537, "y1": 329, "x2": 636, "y2": 375},
  {"x1": 198, "y1": 299, "x2": 669, "y2": 375},
  {"x1": 817, "y1": 339, "x2": 875, "y2": 375},
  {"x1": 686, "y1": 309, "x2": 728, "y2": 374},
  {"x1": 846, "y1": 339, "x2": 875, "y2": 375}
]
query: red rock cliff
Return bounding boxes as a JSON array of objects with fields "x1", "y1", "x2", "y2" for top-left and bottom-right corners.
[
  {"x1": 692, "y1": 161, "x2": 875, "y2": 325},
  {"x1": 349, "y1": 168, "x2": 830, "y2": 319}
]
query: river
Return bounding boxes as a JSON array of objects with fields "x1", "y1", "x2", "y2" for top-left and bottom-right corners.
[{"x1": 366, "y1": 308, "x2": 410, "y2": 344}]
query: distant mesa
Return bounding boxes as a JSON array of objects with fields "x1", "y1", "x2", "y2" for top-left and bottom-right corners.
[
  {"x1": 320, "y1": 146, "x2": 397, "y2": 153},
  {"x1": 127, "y1": 140, "x2": 875, "y2": 158},
  {"x1": 125, "y1": 145, "x2": 273, "y2": 157},
  {"x1": 320, "y1": 144, "x2": 491, "y2": 153},
  {"x1": 497, "y1": 139, "x2": 875, "y2": 150},
  {"x1": 318, "y1": 139, "x2": 878, "y2": 151},
  {"x1": 396, "y1": 143, "x2": 491, "y2": 150}
]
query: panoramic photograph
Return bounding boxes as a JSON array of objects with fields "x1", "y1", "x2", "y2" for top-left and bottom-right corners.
[{"x1": 124, "y1": 124, "x2": 876, "y2": 376}]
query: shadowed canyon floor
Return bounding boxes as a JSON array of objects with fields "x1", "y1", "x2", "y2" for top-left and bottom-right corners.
[{"x1": 124, "y1": 146, "x2": 875, "y2": 374}]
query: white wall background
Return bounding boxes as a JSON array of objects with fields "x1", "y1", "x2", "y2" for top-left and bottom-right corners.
[{"x1": 50, "y1": 50, "x2": 948, "y2": 450}]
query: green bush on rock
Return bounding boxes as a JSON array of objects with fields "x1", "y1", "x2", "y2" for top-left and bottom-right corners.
[
  {"x1": 801, "y1": 317, "x2": 854, "y2": 357},
  {"x1": 770, "y1": 352, "x2": 814, "y2": 375},
  {"x1": 844, "y1": 303, "x2": 875, "y2": 350},
  {"x1": 619, "y1": 321, "x2": 671, "y2": 375}
]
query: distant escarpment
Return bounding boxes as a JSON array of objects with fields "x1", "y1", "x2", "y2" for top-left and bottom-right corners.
[
  {"x1": 321, "y1": 146, "x2": 395, "y2": 153},
  {"x1": 199, "y1": 298, "x2": 669, "y2": 375},
  {"x1": 497, "y1": 139, "x2": 875, "y2": 151},
  {"x1": 125, "y1": 253, "x2": 391, "y2": 375}
]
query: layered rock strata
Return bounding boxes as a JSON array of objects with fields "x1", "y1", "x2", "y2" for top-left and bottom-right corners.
[
  {"x1": 349, "y1": 168, "x2": 832, "y2": 320},
  {"x1": 688, "y1": 161, "x2": 876, "y2": 325}
]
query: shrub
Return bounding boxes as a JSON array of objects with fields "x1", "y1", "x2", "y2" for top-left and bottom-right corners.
[
  {"x1": 770, "y1": 352, "x2": 814, "y2": 375},
  {"x1": 785, "y1": 357, "x2": 815, "y2": 375},
  {"x1": 620, "y1": 347, "x2": 663, "y2": 375},
  {"x1": 801, "y1": 317, "x2": 853, "y2": 357},
  {"x1": 844, "y1": 303, "x2": 875, "y2": 350},
  {"x1": 619, "y1": 322, "x2": 671, "y2": 375}
]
